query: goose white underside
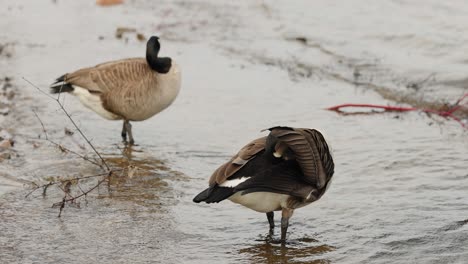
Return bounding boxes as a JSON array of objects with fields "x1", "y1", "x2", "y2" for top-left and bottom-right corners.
[
  {"x1": 222, "y1": 177, "x2": 291, "y2": 212},
  {"x1": 72, "y1": 86, "x2": 120, "y2": 120},
  {"x1": 228, "y1": 192, "x2": 290, "y2": 213}
]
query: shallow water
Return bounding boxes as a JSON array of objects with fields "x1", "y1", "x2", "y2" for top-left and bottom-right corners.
[{"x1": 1, "y1": 0, "x2": 467, "y2": 263}]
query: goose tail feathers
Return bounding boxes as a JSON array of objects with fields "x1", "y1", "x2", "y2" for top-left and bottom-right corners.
[
  {"x1": 50, "y1": 74, "x2": 74, "y2": 94},
  {"x1": 193, "y1": 186, "x2": 234, "y2": 203}
]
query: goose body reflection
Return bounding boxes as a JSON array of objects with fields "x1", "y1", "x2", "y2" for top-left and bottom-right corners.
[{"x1": 194, "y1": 126, "x2": 335, "y2": 241}]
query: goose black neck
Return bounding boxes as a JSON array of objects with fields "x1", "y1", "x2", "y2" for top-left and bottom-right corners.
[
  {"x1": 147, "y1": 57, "x2": 172, "y2": 74},
  {"x1": 146, "y1": 36, "x2": 172, "y2": 74}
]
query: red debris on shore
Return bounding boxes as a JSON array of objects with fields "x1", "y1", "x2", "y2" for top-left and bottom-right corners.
[{"x1": 327, "y1": 93, "x2": 468, "y2": 128}]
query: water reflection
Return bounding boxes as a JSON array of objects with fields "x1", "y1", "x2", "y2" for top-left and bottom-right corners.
[
  {"x1": 239, "y1": 237, "x2": 335, "y2": 264},
  {"x1": 0, "y1": 141, "x2": 190, "y2": 263},
  {"x1": 105, "y1": 144, "x2": 171, "y2": 173},
  {"x1": 96, "y1": 144, "x2": 186, "y2": 208}
]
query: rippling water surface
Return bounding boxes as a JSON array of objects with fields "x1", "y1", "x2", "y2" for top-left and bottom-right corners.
[{"x1": 1, "y1": 0, "x2": 467, "y2": 263}]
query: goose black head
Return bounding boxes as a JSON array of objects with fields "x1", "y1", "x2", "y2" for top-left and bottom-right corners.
[
  {"x1": 265, "y1": 127, "x2": 296, "y2": 163},
  {"x1": 146, "y1": 36, "x2": 172, "y2": 74},
  {"x1": 265, "y1": 134, "x2": 284, "y2": 164}
]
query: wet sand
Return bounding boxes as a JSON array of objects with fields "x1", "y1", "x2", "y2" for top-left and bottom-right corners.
[{"x1": 1, "y1": 0, "x2": 467, "y2": 263}]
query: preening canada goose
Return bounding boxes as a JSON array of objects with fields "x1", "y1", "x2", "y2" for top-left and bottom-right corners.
[
  {"x1": 193, "y1": 126, "x2": 335, "y2": 242},
  {"x1": 50, "y1": 36, "x2": 181, "y2": 145}
]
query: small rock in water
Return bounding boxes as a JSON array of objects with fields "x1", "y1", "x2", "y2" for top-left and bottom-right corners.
[
  {"x1": 0, "y1": 152, "x2": 11, "y2": 161},
  {"x1": 115, "y1": 27, "x2": 145, "y2": 42},
  {"x1": 294, "y1": 36, "x2": 308, "y2": 44},
  {"x1": 0, "y1": 129, "x2": 12, "y2": 141},
  {"x1": 64, "y1": 127, "x2": 74, "y2": 136},
  {"x1": 136, "y1": 33, "x2": 146, "y2": 42},
  {"x1": 0, "y1": 43, "x2": 14, "y2": 58},
  {"x1": 115, "y1": 27, "x2": 136, "y2": 39},
  {"x1": 0, "y1": 107, "x2": 9, "y2": 116},
  {"x1": 6, "y1": 90, "x2": 14, "y2": 100},
  {"x1": 0, "y1": 139, "x2": 13, "y2": 149}
]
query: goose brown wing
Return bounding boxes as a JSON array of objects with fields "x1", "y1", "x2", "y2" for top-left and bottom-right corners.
[
  {"x1": 208, "y1": 136, "x2": 266, "y2": 186},
  {"x1": 62, "y1": 58, "x2": 150, "y2": 93},
  {"x1": 267, "y1": 126, "x2": 333, "y2": 189}
]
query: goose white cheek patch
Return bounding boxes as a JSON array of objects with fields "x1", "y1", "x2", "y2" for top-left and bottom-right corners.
[{"x1": 219, "y1": 177, "x2": 251, "y2": 188}]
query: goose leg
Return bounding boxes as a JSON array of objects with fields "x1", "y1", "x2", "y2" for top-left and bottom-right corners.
[
  {"x1": 267, "y1": 212, "x2": 275, "y2": 235},
  {"x1": 125, "y1": 120, "x2": 135, "y2": 145},
  {"x1": 121, "y1": 121, "x2": 127, "y2": 142},
  {"x1": 280, "y1": 208, "x2": 294, "y2": 242}
]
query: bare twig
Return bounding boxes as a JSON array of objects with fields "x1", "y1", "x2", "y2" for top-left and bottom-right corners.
[
  {"x1": 52, "y1": 172, "x2": 112, "y2": 208},
  {"x1": 32, "y1": 110, "x2": 48, "y2": 140},
  {"x1": 22, "y1": 78, "x2": 136, "y2": 217},
  {"x1": 23, "y1": 77, "x2": 110, "y2": 170},
  {"x1": 57, "y1": 101, "x2": 110, "y2": 170},
  {"x1": 76, "y1": 182, "x2": 86, "y2": 196},
  {"x1": 406, "y1": 73, "x2": 436, "y2": 90},
  {"x1": 57, "y1": 197, "x2": 66, "y2": 217},
  {"x1": 56, "y1": 183, "x2": 75, "y2": 201},
  {"x1": 24, "y1": 170, "x2": 123, "y2": 198},
  {"x1": 24, "y1": 182, "x2": 41, "y2": 199},
  {"x1": 42, "y1": 182, "x2": 52, "y2": 197},
  {"x1": 23, "y1": 78, "x2": 56, "y2": 101},
  {"x1": 31, "y1": 110, "x2": 103, "y2": 168}
]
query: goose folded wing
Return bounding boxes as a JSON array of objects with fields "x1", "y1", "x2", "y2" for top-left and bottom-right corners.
[
  {"x1": 208, "y1": 136, "x2": 266, "y2": 186},
  {"x1": 232, "y1": 162, "x2": 318, "y2": 200},
  {"x1": 63, "y1": 58, "x2": 148, "y2": 93},
  {"x1": 268, "y1": 127, "x2": 328, "y2": 189}
]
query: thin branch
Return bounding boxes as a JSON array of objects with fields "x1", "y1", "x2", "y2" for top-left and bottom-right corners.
[
  {"x1": 22, "y1": 77, "x2": 56, "y2": 100},
  {"x1": 25, "y1": 170, "x2": 123, "y2": 198},
  {"x1": 56, "y1": 182, "x2": 75, "y2": 200},
  {"x1": 77, "y1": 183, "x2": 86, "y2": 196},
  {"x1": 42, "y1": 182, "x2": 52, "y2": 197},
  {"x1": 24, "y1": 182, "x2": 41, "y2": 199},
  {"x1": 23, "y1": 77, "x2": 110, "y2": 170},
  {"x1": 56, "y1": 101, "x2": 110, "y2": 170},
  {"x1": 23, "y1": 78, "x2": 131, "y2": 216},
  {"x1": 31, "y1": 110, "x2": 103, "y2": 167},
  {"x1": 32, "y1": 110, "x2": 48, "y2": 140},
  {"x1": 77, "y1": 182, "x2": 89, "y2": 205},
  {"x1": 57, "y1": 197, "x2": 66, "y2": 217},
  {"x1": 452, "y1": 92, "x2": 468, "y2": 110},
  {"x1": 52, "y1": 171, "x2": 112, "y2": 208},
  {"x1": 51, "y1": 141, "x2": 102, "y2": 167}
]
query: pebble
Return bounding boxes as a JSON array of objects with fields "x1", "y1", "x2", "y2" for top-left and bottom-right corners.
[{"x1": 0, "y1": 139, "x2": 13, "y2": 149}]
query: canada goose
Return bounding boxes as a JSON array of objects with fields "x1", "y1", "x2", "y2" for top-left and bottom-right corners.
[
  {"x1": 193, "y1": 126, "x2": 334, "y2": 242},
  {"x1": 50, "y1": 36, "x2": 181, "y2": 145}
]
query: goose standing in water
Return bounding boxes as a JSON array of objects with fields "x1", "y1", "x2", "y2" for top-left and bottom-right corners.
[
  {"x1": 50, "y1": 36, "x2": 181, "y2": 145},
  {"x1": 193, "y1": 126, "x2": 335, "y2": 242}
]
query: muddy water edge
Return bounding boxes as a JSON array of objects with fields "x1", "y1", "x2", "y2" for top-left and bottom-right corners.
[{"x1": 1, "y1": 1, "x2": 468, "y2": 263}]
